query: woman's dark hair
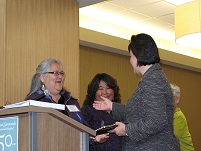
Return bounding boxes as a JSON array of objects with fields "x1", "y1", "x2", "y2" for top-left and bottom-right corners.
[
  {"x1": 128, "y1": 33, "x2": 160, "y2": 66},
  {"x1": 83, "y1": 73, "x2": 121, "y2": 106}
]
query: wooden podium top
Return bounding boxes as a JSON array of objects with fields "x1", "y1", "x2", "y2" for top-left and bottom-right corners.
[{"x1": 0, "y1": 106, "x2": 95, "y2": 136}]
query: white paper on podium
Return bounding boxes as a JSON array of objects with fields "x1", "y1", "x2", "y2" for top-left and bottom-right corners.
[{"x1": 3, "y1": 100, "x2": 65, "y2": 110}]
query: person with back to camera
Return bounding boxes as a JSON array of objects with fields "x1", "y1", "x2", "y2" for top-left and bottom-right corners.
[
  {"x1": 25, "y1": 58, "x2": 109, "y2": 143},
  {"x1": 93, "y1": 33, "x2": 180, "y2": 150},
  {"x1": 81, "y1": 73, "x2": 122, "y2": 151},
  {"x1": 170, "y1": 83, "x2": 195, "y2": 151}
]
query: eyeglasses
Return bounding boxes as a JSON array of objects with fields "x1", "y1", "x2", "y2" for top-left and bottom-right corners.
[{"x1": 44, "y1": 71, "x2": 66, "y2": 77}]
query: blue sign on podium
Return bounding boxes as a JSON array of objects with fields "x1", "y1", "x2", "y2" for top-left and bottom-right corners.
[{"x1": 0, "y1": 116, "x2": 18, "y2": 151}]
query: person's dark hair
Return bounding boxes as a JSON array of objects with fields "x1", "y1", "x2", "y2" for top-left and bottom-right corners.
[
  {"x1": 83, "y1": 73, "x2": 121, "y2": 106},
  {"x1": 128, "y1": 33, "x2": 160, "y2": 66}
]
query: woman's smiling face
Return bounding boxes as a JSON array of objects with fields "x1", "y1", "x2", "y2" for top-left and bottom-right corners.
[
  {"x1": 40, "y1": 62, "x2": 65, "y2": 95},
  {"x1": 95, "y1": 80, "x2": 114, "y2": 102}
]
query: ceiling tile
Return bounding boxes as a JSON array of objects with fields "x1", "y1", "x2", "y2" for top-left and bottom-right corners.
[
  {"x1": 107, "y1": 0, "x2": 162, "y2": 9},
  {"x1": 165, "y1": 0, "x2": 194, "y2": 6},
  {"x1": 115, "y1": 10, "x2": 151, "y2": 22},
  {"x1": 140, "y1": 18, "x2": 172, "y2": 29},
  {"x1": 155, "y1": 13, "x2": 174, "y2": 24},
  {"x1": 131, "y1": 1, "x2": 176, "y2": 17}
]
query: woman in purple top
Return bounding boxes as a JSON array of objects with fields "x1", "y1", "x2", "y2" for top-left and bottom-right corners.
[
  {"x1": 81, "y1": 73, "x2": 122, "y2": 151},
  {"x1": 25, "y1": 58, "x2": 109, "y2": 143},
  {"x1": 25, "y1": 58, "x2": 85, "y2": 123}
]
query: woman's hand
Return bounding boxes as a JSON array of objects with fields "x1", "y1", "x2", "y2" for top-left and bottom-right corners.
[
  {"x1": 93, "y1": 96, "x2": 113, "y2": 111},
  {"x1": 90, "y1": 133, "x2": 109, "y2": 144},
  {"x1": 95, "y1": 133, "x2": 109, "y2": 143},
  {"x1": 109, "y1": 122, "x2": 127, "y2": 136}
]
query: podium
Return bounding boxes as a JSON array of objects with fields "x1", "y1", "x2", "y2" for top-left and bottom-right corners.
[{"x1": 0, "y1": 106, "x2": 95, "y2": 151}]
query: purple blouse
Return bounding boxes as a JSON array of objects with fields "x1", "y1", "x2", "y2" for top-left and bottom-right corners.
[
  {"x1": 81, "y1": 105, "x2": 122, "y2": 151},
  {"x1": 25, "y1": 89, "x2": 86, "y2": 125}
]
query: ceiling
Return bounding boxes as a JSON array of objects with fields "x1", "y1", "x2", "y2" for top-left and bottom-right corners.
[{"x1": 79, "y1": 0, "x2": 201, "y2": 59}]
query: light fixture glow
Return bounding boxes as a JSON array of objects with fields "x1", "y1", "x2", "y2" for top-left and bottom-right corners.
[{"x1": 175, "y1": 0, "x2": 201, "y2": 50}]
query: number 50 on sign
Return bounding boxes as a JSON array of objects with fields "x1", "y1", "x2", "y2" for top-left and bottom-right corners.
[{"x1": 0, "y1": 116, "x2": 18, "y2": 151}]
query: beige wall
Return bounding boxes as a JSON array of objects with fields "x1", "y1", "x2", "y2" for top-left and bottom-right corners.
[
  {"x1": 0, "y1": 0, "x2": 79, "y2": 105},
  {"x1": 80, "y1": 45, "x2": 201, "y2": 151},
  {"x1": 0, "y1": 0, "x2": 6, "y2": 105}
]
